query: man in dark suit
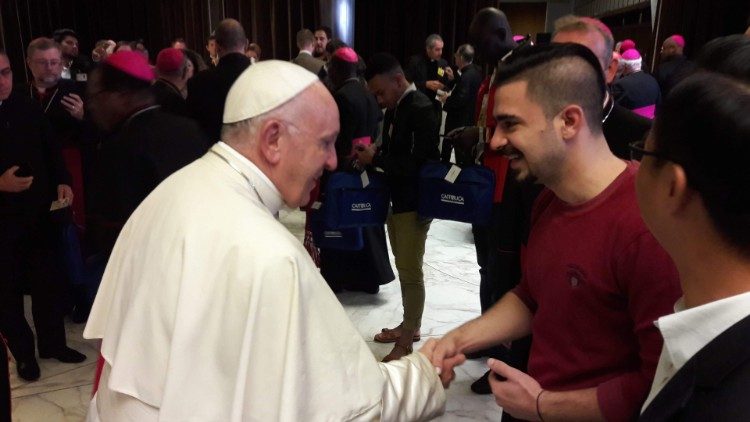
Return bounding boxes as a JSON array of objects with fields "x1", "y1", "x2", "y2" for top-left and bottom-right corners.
[
  {"x1": 441, "y1": 44, "x2": 482, "y2": 163},
  {"x1": 318, "y1": 47, "x2": 395, "y2": 294},
  {"x1": 152, "y1": 47, "x2": 189, "y2": 117},
  {"x1": 1, "y1": 49, "x2": 85, "y2": 382},
  {"x1": 405, "y1": 34, "x2": 455, "y2": 117},
  {"x1": 654, "y1": 34, "x2": 695, "y2": 97},
  {"x1": 636, "y1": 38, "x2": 750, "y2": 419},
  {"x1": 356, "y1": 53, "x2": 440, "y2": 363},
  {"x1": 86, "y1": 51, "x2": 207, "y2": 256},
  {"x1": 186, "y1": 18, "x2": 250, "y2": 142},
  {"x1": 292, "y1": 29, "x2": 325, "y2": 75},
  {"x1": 612, "y1": 49, "x2": 661, "y2": 110}
]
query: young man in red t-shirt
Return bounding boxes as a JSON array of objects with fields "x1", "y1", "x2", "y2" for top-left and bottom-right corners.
[{"x1": 422, "y1": 44, "x2": 681, "y2": 421}]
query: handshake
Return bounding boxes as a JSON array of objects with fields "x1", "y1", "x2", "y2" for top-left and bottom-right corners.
[{"x1": 415, "y1": 333, "x2": 546, "y2": 421}]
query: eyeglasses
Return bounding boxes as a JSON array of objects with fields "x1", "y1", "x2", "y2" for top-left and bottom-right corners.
[
  {"x1": 32, "y1": 60, "x2": 62, "y2": 68},
  {"x1": 628, "y1": 140, "x2": 673, "y2": 162}
]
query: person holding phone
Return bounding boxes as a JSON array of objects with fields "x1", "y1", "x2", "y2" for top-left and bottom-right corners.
[{"x1": 0, "y1": 49, "x2": 84, "y2": 382}]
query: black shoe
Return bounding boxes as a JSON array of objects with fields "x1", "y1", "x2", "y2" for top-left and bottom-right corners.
[
  {"x1": 16, "y1": 358, "x2": 41, "y2": 381},
  {"x1": 470, "y1": 370, "x2": 492, "y2": 395},
  {"x1": 40, "y1": 347, "x2": 86, "y2": 363}
]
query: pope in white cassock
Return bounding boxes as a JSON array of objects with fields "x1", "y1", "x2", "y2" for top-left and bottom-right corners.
[{"x1": 83, "y1": 60, "x2": 453, "y2": 421}]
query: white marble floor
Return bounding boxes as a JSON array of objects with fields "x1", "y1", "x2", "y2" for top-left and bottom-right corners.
[{"x1": 9, "y1": 210, "x2": 503, "y2": 421}]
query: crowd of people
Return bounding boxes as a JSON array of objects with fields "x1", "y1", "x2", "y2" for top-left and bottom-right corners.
[{"x1": 1, "y1": 7, "x2": 749, "y2": 422}]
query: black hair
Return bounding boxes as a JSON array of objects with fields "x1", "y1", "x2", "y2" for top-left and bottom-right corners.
[
  {"x1": 325, "y1": 39, "x2": 348, "y2": 55},
  {"x1": 494, "y1": 43, "x2": 606, "y2": 133},
  {"x1": 53, "y1": 28, "x2": 77, "y2": 43},
  {"x1": 315, "y1": 26, "x2": 333, "y2": 40},
  {"x1": 695, "y1": 34, "x2": 750, "y2": 83},
  {"x1": 364, "y1": 52, "x2": 403, "y2": 81},
  {"x1": 653, "y1": 72, "x2": 750, "y2": 255},
  {"x1": 182, "y1": 48, "x2": 207, "y2": 73}
]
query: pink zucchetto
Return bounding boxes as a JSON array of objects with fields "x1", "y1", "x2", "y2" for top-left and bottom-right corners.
[
  {"x1": 105, "y1": 51, "x2": 155, "y2": 82},
  {"x1": 669, "y1": 34, "x2": 685, "y2": 48},
  {"x1": 620, "y1": 39, "x2": 636, "y2": 53},
  {"x1": 333, "y1": 47, "x2": 359, "y2": 64}
]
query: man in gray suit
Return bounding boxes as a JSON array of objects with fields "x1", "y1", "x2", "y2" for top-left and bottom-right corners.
[{"x1": 292, "y1": 29, "x2": 325, "y2": 75}]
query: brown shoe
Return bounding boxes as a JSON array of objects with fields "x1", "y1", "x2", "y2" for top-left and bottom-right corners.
[
  {"x1": 374, "y1": 324, "x2": 421, "y2": 343},
  {"x1": 381, "y1": 343, "x2": 413, "y2": 362}
]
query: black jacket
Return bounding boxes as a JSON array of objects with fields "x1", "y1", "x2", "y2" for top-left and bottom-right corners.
[
  {"x1": 612, "y1": 71, "x2": 661, "y2": 110},
  {"x1": 333, "y1": 79, "x2": 381, "y2": 170},
  {"x1": 655, "y1": 55, "x2": 696, "y2": 97},
  {"x1": 640, "y1": 314, "x2": 750, "y2": 421},
  {"x1": 602, "y1": 94, "x2": 652, "y2": 160},
  {"x1": 0, "y1": 91, "x2": 70, "y2": 216},
  {"x1": 405, "y1": 54, "x2": 454, "y2": 108},
  {"x1": 373, "y1": 89, "x2": 440, "y2": 214},
  {"x1": 443, "y1": 64, "x2": 482, "y2": 133},
  {"x1": 151, "y1": 79, "x2": 188, "y2": 117},
  {"x1": 186, "y1": 53, "x2": 250, "y2": 142},
  {"x1": 87, "y1": 106, "x2": 208, "y2": 251}
]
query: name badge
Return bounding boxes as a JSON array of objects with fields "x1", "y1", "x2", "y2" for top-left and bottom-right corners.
[
  {"x1": 76, "y1": 73, "x2": 88, "y2": 82},
  {"x1": 444, "y1": 165, "x2": 461, "y2": 184},
  {"x1": 361, "y1": 171, "x2": 370, "y2": 188}
]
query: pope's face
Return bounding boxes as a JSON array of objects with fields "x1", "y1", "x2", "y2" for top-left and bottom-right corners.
[{"x1": 276, "y1": 83, "x2": 339, "y2": 207}]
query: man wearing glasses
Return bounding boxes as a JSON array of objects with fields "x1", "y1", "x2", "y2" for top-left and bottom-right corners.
[{"x1": 426, "y1": 44, "x2": 681, "y2": 421}]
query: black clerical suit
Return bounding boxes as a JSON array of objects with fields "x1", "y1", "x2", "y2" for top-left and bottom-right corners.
[
  {"x1": 151, "y1": 79, "x2": 188, "y2": 117},
  {"x1": 87, "y1": 106, "x2": 208, "y2": 253},
  {"x1": 0, "y1": 92, "x2": 72, "y2": 363},
  {"x1": 602, "y1": 93, "x2": 652, "y2": 159},
  {"x1": 405, "y1": 54, "x2": 454, "y2": 116},
  {"x1": 319, "y1": 79, "x2": 395, "y2": 293},
  {"x1": 655, "y1": 55, "x2": 696, "y2": 97},
  {"x1": 612, "y1": 71, "x2": 661, "y2": 110},
  {"x1": 640, "y1": 314, "x2": 750, "y2": 421},
  {"x1": 441, "y1": 63, "x2": 482, "y2": 162},
  {"x1": 186, "y1": 53, "x2": 250, "y2": 142}
]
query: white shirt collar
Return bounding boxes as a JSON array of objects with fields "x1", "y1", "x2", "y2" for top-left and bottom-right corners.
[
  {"x1": 397, "y1": 83, "x2": 417, "y2": 106},
  {"x1": 300, "y1": 50, "x2": 312, "y2": 56},
  {"x1": 214, "y1": 142, "x2": 284, "y2": 216},
  {"x1": 656, "y1": 291, "x2": 750, "y2": 371}
]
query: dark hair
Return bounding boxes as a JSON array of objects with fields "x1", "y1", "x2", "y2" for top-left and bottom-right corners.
[
  {"x1": 494, "y1": 43, "x2": 606, "y2": 133},
  {"x1": 456, "y1": 44, "x2": 475, "y2": 63},
  {"x1": 97, "y1": 62, "x2": 152, "y2": 95},
  {"x1": 52, "y1": 28, "x2": 77, "y2": 43},
  {"x1": 296, "y1": 29, "x2": 314, "y2": 49},
  {"x1": 652, "y1": 72, "x2": 750, "y2": 255},
  {"x1": 182, "y1": 49, "x2": 207, "y2": 73},
  {"x1": 325, "y1": 39, "x2": 348, "y2": 55},
  {"x1": 695, "y1": 35, "x2": 750, "y2": 82},
  {"x1": 171, "y1": 37, "x2": 186, "y2": 46},
  {"x1": 315, "y1": 26, "x2": 332, "y2": 40},
  {"x1": 364, "y1": 52, "x2": 403, "y2": 81},
  {"x1": 207, "y1": 35, "x2": 216, "y2": 42}
]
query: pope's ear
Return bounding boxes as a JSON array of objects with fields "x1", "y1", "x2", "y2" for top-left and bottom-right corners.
[{"x1": 257, "y1": 119, "x2": 283, "y2": 164}]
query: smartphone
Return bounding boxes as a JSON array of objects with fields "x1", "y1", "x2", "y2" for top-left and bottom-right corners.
[{"x1": 16, "y1": 162, "x2": 33, "y2": 177}]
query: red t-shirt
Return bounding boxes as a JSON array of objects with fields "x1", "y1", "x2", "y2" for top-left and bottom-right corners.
[
  {"x1": 475, "y1": 76, "x2": 508, "y2": 203},
  {"x1": 513, "y1": 162, "x2": 681, "y2": 422}
]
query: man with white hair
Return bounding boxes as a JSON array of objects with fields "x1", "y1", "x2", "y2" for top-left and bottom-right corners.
[
  {"x1": 84, "y1": 60, "x2": 447, "y2": 421},
  {"x1": 612, "y1": 49, "x2": 661, "y2": 110}
]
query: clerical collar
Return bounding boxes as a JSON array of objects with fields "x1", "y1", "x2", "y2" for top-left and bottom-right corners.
[
  {"x1": 214, "y1": 142, "x2": 284, "y2": 216},
  {"x1": 397, "y1": 83, "x2": 417, "y2": 106}
]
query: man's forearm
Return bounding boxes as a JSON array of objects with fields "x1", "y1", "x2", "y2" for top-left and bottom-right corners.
[
  {"x1": 452, "y1": 292, "x2": 533, "y2": 354},
  {"x1": 538, "y1": 387, "x2": 604, "y2": 422}
]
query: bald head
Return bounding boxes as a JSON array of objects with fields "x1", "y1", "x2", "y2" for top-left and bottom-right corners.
[
  {"x1": 468, "y1": 7, "x2": 515, "y2": 63},
  {"x1": 216, "y1": 19, "x2": 248, "y2": 56},
  {"x1": 553, "y1": 15, "x2": 617, "y2": 84}
]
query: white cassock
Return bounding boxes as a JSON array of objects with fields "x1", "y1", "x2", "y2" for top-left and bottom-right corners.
[{"x1": 83, "y1": 142, "x2": 445, "y2": 422}]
